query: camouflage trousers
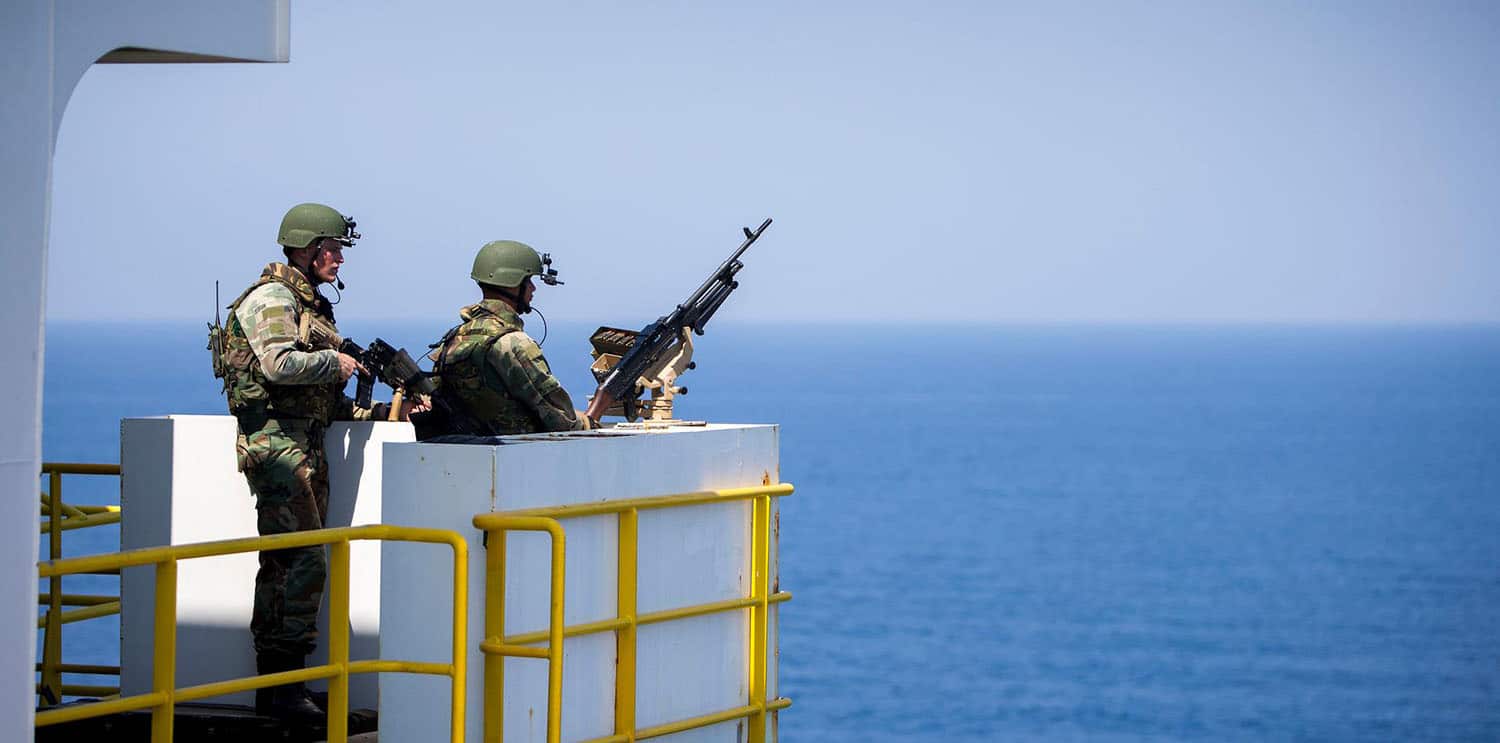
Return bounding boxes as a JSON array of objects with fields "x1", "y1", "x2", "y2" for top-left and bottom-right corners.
[{"x1": 237, "y1": 420, "x2": 329, "y2": 657}]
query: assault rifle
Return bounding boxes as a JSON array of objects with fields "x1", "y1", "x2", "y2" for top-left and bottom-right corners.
[
  {"x1": 339, "y1": 337, "x2": 437, "y2": 414},
  {"x1": 339, "y1": 336, "x2": 488, "y2": 438},
  {"x1": 584, "y1": 218, "x2": 771, "y2": 422}
]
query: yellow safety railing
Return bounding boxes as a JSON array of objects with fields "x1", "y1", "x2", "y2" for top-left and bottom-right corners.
[
  {"x1": 472, "y1": 482, "x2": 794, "y2": 743},
  {"x1": 38, "y1": 462, "x2": 124, "y2": 705},
  {"x1": 35, "y1": 524, "x2": 469, "y2": 743}
]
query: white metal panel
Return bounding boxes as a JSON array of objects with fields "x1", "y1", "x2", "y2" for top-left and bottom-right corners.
[
  {"x1": 0, "y1": 5, "x2": 59, "y2": 733},
  {"x1": 380, "y1": 424, "x2": 780, "y2": 743},
  {"x1": 319, "y1": 421, "x2": 409, "y2": 704},
  {"x1": 120, "y1": 415, "x2": 409, "y2": 709},
  {"x1": 51, "y1": 0, "x2": 290, "y2": 136}
]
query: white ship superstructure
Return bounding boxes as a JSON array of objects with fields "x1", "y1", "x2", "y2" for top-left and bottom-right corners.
[{"x1": 3, "y1": 4, "x2": 289, "y2": 739}]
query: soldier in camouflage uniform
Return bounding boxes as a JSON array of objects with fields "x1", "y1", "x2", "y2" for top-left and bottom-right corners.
[
  {"x1": 220, "y1": 202, "x2": 405, "y2": 722},
  {"x1": 422, "y1": 240, "x2": 600, "y2": 437}
]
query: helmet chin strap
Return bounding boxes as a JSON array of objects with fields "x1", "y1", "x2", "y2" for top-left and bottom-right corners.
[{"x1": 493, "y1": 285, "x2": 531, "y2": 314}]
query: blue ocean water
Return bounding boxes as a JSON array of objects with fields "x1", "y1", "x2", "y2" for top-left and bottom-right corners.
[{"x1": 41, "y1": 322, "x2": 1500, "y2": 741}]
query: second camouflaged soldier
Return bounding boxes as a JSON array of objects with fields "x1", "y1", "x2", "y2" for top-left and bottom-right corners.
[
  {"x1": 420, "y1": 240, "x2": 599, "y2": 437},
  {"x1": 218, "y1": 203, "x2": 406, "y2": 723}
]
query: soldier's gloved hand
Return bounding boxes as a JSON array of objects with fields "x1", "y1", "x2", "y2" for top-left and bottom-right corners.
[
  {"x1": 336, "y1": 353, "x2": 366, "y2": 383},
  {"x1": 397, "y1": 395, "x2": 431, "y2": 421}
]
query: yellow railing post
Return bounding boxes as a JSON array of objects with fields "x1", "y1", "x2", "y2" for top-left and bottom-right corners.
[
  {"x1": 484, "y1": 529, "x2": 508, "y2": 743},
  {"x1": 327, "y1": 540, "x2": 352, "y2": 743},
  {"x1": 473, "y1": 516, "x2": 568, "y2": 743},
  {"x1": 151, "y1": 560, "x2": 177, "y2": 743},
  {"x1": 748, "y1": 494, "x2": 770, "y2": 743},
  {"x1": 615, "y1": 508, "x2": 638, "y2": 742},
  {"x1": 545, "y1": 523, "x2": 566, "y2": 743},
  {"x1": 450, "y1": 534, "x2": 469, "y2": 743},
  {"x1": 41, "y1": 469, "x2": 64, "y2": 707}
]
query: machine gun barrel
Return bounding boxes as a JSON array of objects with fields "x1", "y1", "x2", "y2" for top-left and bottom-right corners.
[{"x1": 679, "y1": 218, "x2": 769, "y2": 320}]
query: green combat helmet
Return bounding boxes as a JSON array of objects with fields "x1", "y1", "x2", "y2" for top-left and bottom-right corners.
[
  {"x1": 470, "y1": 240, "x2": 563, "y2": 288},
  {"x1": 277, "y1": 203, "x2": 359, "y2": 249}
]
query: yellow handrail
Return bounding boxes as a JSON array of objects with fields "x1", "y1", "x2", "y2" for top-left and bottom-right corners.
[
  {"x1": 35, "y1": 601, "x2": 120, "y2": 628},
  {"x1": 39, "y1": 509, "x2": 120, "y2": 533},
  {"x1": 472, "y1": 482, "x2": 794, "y2": 743},
  {"x1": 35, "y1": 524, "x2": 469, "y2": 743},
  {"x1": 43, "y1": 462, "x2": 124, "y2": 476},
  {"x1": 38, "y1": 462, "x2": 124, "y2": 707},
  {"x1": 473, "y1": 516, "x2": 566, "y2": 743}
]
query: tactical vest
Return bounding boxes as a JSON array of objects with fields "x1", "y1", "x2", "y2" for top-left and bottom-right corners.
[
  {"x1": 429, "y1": 305, "x2": 542, "y2": 436},
  {"x1": 221, "y1": 263, "x2": 344, "y2": 427}
]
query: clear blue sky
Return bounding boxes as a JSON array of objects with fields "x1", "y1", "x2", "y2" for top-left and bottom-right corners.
[{"x1": 47, "y1": 0, "x2": 1500, "y2": 324}]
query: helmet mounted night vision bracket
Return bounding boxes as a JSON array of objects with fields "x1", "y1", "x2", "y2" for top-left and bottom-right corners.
[
  {"x1": 538, "y1": 253, "x2": 563, "y2": 286},
  {"x1": 336, "y1": 215, "x2": 361, "y2": 246}
]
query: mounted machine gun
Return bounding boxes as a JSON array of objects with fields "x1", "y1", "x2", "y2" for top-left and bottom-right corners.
[{"x1": 585, "y1": 218, "x2": 772, "y2": 424}]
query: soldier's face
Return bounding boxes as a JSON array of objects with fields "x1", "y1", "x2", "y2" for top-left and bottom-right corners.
[
  {"x1": 522, "y1": 277, "x2": 536, "y2": 305},
  {"x1": 310, "y1": 240, "x2": 345, "y2": 284}
]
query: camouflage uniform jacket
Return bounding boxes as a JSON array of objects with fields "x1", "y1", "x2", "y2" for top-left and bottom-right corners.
[
  {"x1": 430, "y1": 299, "x2": 586, "y2": 435},
  {"x1": 222, "y1": 262, "x2": 378, "y2": 433}
]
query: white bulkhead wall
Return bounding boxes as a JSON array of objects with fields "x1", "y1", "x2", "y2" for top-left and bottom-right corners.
[
  {"x1": 0, "y1": 2, "x2": 285, "y2": 738},
  {"x1": 380, "y1": 424, "x2": 783, "y2": 743},
  {"x1": 119, "y1": 416, "x2": 409, "y2": 710}
]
